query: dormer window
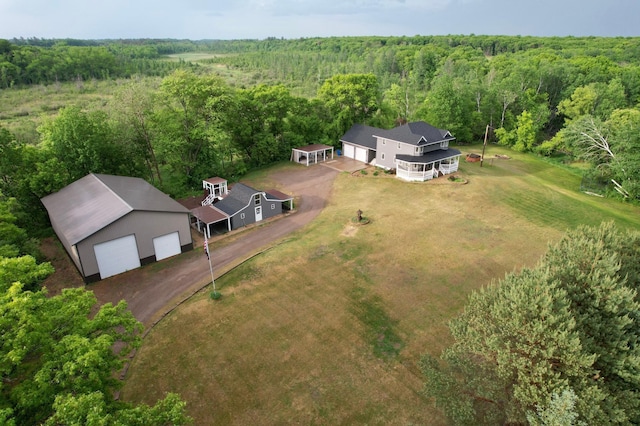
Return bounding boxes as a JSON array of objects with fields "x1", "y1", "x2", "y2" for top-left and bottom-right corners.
[{"x1": 254, "y1": 194, "x2": 261, "y2": 205}]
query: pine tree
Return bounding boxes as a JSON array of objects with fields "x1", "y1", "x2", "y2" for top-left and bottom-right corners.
[{"x1": 421, "y1": 222, "x2": 640, "y2": 424}]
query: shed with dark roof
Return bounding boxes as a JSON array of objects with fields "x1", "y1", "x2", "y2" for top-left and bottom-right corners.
[
  {"x1": 188, "y1": 180, "x2": 295, "y2": 238},
  {"x1": 41, "y1": 173, "x2": 193, "y2": 282}
]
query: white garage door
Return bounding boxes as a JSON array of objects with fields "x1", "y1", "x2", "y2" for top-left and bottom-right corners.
[
  {"x1": 153, "y1": 231, "x2": 181, "y2": 261},
  {"x1": 343, "y1": 143, "x2": 355, "y2": 159},
  {"x1": 94, "y1": 235, "x2": 141, "y2": 279},
  {"x1": 355, "y1": 147, "x2": 368, "y2": 163}
]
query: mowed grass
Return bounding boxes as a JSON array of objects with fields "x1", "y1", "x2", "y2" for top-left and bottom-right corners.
[{"x1": 120, "y1": 145, "x2": 640, "y2": 425}]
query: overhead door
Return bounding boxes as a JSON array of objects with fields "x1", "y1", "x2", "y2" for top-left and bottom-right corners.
[
  {"x1": 355, "y1": 147, "x2": 368, "y2": 163},
  {"x1": 153, "y1": 231, "x2": 181, "y2": 261},
  {"x1": 94, "y1": 234, "x2": 141, "y2": 279},
  {"x1": 343, "y1": 143, "x2": 355, "y2": 159}
]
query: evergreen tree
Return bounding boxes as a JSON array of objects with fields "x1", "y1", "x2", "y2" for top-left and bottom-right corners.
[{"x1": 421, "y1": 222, "x2": 640, "y2": 425}]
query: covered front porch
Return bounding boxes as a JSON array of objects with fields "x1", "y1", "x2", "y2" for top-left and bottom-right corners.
[
  {"x1": 395, "y1": 150, "x2": 461, "y2": 182},
  {"x1": 291, "y1": 144, "x2": 334, "y2": 166}
]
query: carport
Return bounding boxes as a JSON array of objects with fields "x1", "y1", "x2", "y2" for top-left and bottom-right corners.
[
  {"x1": 191, "y1": 205, "x2": 231, "y2": 238},
  {"x1": 291, "y1": 144, "x2": 334, "y2": 166}
]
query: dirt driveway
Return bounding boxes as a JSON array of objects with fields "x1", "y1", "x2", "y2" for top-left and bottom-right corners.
[{"x1": 82, "y1": 163, "x2": 350, "y2": 327}]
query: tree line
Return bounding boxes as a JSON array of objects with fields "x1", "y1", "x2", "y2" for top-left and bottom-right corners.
[{"x1": 0, "y1": 39, "x2": 195, "y2": 88}]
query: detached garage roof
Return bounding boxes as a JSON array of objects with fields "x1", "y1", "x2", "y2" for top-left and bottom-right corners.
[{"x1": 41, "y1": 173, "x2": 189, "y2": 245}]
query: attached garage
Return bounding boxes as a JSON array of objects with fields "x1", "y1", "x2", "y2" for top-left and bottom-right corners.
[
  {"x1": 355, "y1": 146, "x2": 368, "y2": 163},
  {"x1": 340, "y1": 124, "x2": 378, "y2": 164},
  {"x1": 42, "y1": 173, "x2": 193, "y2": 283},
  {"x1": 94, "y1": 235, "x2": 141, "y2": 279},
  {"x1": 343, "y1": 143, "x2": 355, "y2": 159}
]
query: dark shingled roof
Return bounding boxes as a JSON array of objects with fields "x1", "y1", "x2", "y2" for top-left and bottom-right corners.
[
  {"x1": 374, "y1": 121, "x2": 455, "y2": 146},
  {"x1": 41, "y1": 173, "x2": 189, "y2": 245},
  {"x1": 396, "y1": 148, "x2": 462, "y2": 164},
  {"x1": 340, "y1": 124, "x2": 379, "y2": 150},
  {"x1": 215, "y1": 183, "x2": 261, "y2": 216}
]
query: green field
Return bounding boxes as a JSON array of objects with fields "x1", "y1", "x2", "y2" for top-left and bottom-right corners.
[{"x1": 120, "y1": 146, "x2": 640, "y2": 425}]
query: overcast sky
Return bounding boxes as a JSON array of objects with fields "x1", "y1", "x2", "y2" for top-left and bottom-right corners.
[{"x1": 0, "y1": 0, "x2": 638, "y2": 40}]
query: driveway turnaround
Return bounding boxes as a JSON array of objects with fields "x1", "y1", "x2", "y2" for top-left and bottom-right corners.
[{"x1": 89, "y1": 164, "x2": 341, "y2": 326}]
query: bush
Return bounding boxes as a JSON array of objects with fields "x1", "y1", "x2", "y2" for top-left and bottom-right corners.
[{"x1": 210, "y1": 290, "x2": 222, "y2": 300}]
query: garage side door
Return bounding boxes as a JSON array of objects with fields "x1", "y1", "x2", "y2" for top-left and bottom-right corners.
[
  {"x1": 343, "y1": 143, "x2": 355, "y2": 159},
  {"x1": 94, "y1": 235, "x2": 141, "y2": 279},
  {"x1": 153, "y1": 231, "x2": 181, "y2": 261},
  {"x1": 355, "y1": 147, "x2": 367, "y2": 163}
]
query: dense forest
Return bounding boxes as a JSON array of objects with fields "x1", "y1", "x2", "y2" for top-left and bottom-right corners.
[{"x1": 1, "y1": 34, "x2": 640, "y2": 424}]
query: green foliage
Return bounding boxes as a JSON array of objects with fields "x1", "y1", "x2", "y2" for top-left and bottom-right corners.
[
  {"x1": 419, "y1": 74, "x2": 473, "y2": 142},
  {"x1": 558, "y1": 79, "x2": 627, "y2": 122},
  {"x1": 45, "y1": 391, "x2": 192, "y2": 425},
  {"x1": 37, "y1": 105, "x2": 145, "y2": 194},
  {"x1": 421, "y1": 222, "x2": 640, "y2": 424},
  {"x1": 318, "y1": 73, "x2": 380, "y2": 140},
  {"x1": 527, "y1": 389, "x2": 585, "y2": 426},
  {"x1": 514, "y1": 110, "x2": 537, "y2": 152},
  {"x1": 560, "y1": 112, "x2": 640, "y2": 200},
  {"x1": 154, "y1": 69, "x2": 232, "y2": 187},
  {"x1": 0, "y1": 255, "x2": 53, "y2": 292},
  {"x1": 0, "y1": 282, "x2": 192, "y2": 424}
]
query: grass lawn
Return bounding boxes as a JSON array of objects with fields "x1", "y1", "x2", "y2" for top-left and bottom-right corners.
[{"x1": 120, "y1": 145, "x2": 640, "y2": 425}]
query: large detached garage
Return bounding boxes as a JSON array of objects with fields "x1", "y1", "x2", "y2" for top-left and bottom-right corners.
[{"x1": 41, "y1": 173, "x2": 193, "y2": 283}]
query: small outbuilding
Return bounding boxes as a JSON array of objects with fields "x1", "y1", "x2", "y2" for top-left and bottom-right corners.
[
  {"x1": 188, "y1": 178, "x2": 295, "y2": 238},
  {"x1": 41, "y1": 173, "x2": 193, "y2": 282},
  {"x1": 291, "y1": 144, "x2": 334, "y2": 166}
]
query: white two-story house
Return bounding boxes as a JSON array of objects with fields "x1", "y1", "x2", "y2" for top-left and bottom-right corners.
[{"x1": 340, "y1": 121, "x2": 461, "y2": 182}]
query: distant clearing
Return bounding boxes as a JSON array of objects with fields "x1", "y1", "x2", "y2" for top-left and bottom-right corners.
[{"x1": 163, "y1": 52, "x2": 228, "y2": 62}]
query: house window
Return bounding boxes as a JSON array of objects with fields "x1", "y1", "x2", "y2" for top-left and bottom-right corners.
[
  {"x1": 382, "y1": 139, "x2": 386, "y2": 145},
  {"x1": 254, "y1": 194, "x2": 261, "y2": 205},
  {"x1": 271, "y1": 203, "x2": 275, "y2": 210},
  {"x1": 415, "y1": 147, "x2": 419, "y2": 153},
  {"x1": 398, "y1": 143, "x2": 401, "y2": 149},
  {"x1": 381, "y1": 153, "x2": 385, "y2": 160},
  {"x1": 240, "y1": 213, "x2": 246, "y2": 219}
]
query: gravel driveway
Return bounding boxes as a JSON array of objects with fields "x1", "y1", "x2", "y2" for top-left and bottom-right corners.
[{"x1": 89, "y1": 163, "x2": 345, "y2": 326}]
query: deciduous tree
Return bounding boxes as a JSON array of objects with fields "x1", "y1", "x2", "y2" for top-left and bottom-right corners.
[{"x1": 318, "y1": 73, "x2": 379, "y2": 140}]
